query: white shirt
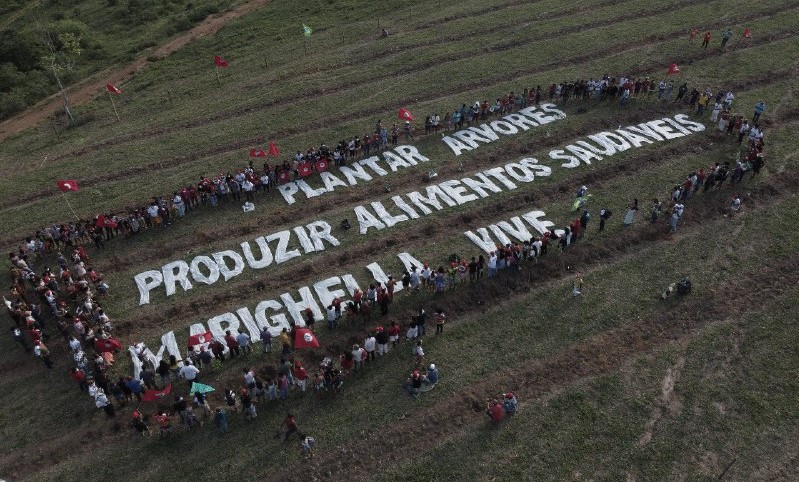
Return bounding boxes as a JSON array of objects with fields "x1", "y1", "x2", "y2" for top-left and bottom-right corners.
[
  {"x1": 364, "y1": 337, "x2": 376, "y2": 352},
  {"x1": 180, "y1": 364, "x2": 200, "y2": 381},
  {"x1": 420, "y1": 268, "x2": 431, "y2": 280},
  {"x1": 69, "y1": 338, "x2": 82, "y2": 352},
  {"x1": 488, "y1": 255, "x2": 498, "y2": 269},
  {"x1": 415, "y1": 345, "x2": 424, "y2": 357}
]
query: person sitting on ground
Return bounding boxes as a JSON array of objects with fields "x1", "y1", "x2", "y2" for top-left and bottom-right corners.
[
  {"x1": 486, "y1": 398, "x2": 505, "y2": 423},
  {"x1": 424, "y1": 363, "x2": 439, "y2": 385},
  {"x1": 502, "y1": 392, "x2": 518, "y2": 416}
]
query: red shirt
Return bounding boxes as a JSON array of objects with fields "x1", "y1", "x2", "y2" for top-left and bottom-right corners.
[
  {"x1": 224, "y1": 335, "x2": 239, "y2": 349},
  {"x1": 388, "y1": 325, "x2": 400, "y2": 337},
  {"x1": 295, "y1": 367, "x2": 307, "y2": 381},
  {"x1": 489, "y1": 403, "x2": 505, "y2": 422},
  {"x1": 71, "y1": 370, "x2": 86, "y2": 383}
]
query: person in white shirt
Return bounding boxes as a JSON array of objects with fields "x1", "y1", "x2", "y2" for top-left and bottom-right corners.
[
  {"x1": 236, "y1": 331, "x2": 251, "y2": 356},
  {"x1": 179, "y1": 361, "x2": 200, "y2": 382},
  {"x1": 363, "y1": 335, "x2": 376, "y2": 361},
  {"x1": 488, "y1": 252, "x2": 498, "y2": 277},
  {"x1": 351, "y1": 344, "x2": 365, "y2": 370},
  {"x1": 420, "y1": 264, "x2": 432, "y2": 290}
]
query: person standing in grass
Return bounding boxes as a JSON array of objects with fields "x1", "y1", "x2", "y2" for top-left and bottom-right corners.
[
  {"x1": 572, "y1": 272, "x2": 584, "y2": 297},
  {"x1": 623, "y1": 199, "x2": 639, "y2": 226},
  {"x1": 279, "y1": 413, "x2": 299, "y2": 442},
  {"x1": 701, "y1": 30, "x2": 712, "y2": 48},
  {"x1": 260, "y1": 326, "x2": 272, "y2": 354},
  {"x1": 434, "y1": 309, "x2": 446, "y2": 335},
  {"x1": 214, "y1": 408, "x2": 229, "y2": 433},
  {"x1": 720, "y1": 28, "x2": 733, "y2": 48}
]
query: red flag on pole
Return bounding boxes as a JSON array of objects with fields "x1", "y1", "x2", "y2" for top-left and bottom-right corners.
[
  {"x1": 188, "y1": 332, "x2": 214, "y2": 347},
  {"x1": 667, "y1": 63, "x2": 681, "y2": 75},
  {"x1": 315, "y1": 159, "x2": 329, "y2": 172},
  {"x1": 249, "y1": 148, "x2": 267, "y2": 158},
  {"x1": 106, "y1": 83, "x2": 122, "y2": 95},
  {"x1": 268, "y1": 141, "x2": 280, "y2": 157},
  {"x1": 142, "y1": 383, "x2": 173, "y2": 402},
  {"x1": 398, "y1": 107, "x2": 414, "y2": 121},
  {"x1": 742, "y1": 28, "x2": 752, "y2": 39},
  {"x1": 214, "y1": 55, "x2": 229, "y2": 68},
  {"x1": 56, "y1": 180, "x2": 79, "y2": 192},
  {"x1": 93, "y1": 338, "x2": 123, "y2": 353},
  {"x1": 298, "y1": 162, "x2": 313, "y2": 177},
  {"x1": 294, "y1": 328, "x2": 320, "y2": 348}
]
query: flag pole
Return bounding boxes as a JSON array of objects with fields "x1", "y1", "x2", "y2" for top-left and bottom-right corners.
[
  {"x1": 60, "y1": 191, "x2": 80, "y2": 221},
  {"x1": 107, "y1": 91, "x2": 120, "y2": 122}
]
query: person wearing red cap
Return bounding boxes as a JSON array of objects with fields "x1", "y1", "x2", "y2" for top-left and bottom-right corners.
[
  {"x1": 503, "y1": 393, "x2": 518, "y2": 416},
  {"x1": 375, "y1": 326, "x2": 389, "y2": 355},
  {"x1": 294, "y1": 361, "x2": 308, "y2": 392}
]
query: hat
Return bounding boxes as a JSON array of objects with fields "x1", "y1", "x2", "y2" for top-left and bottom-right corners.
[
  {"x1": 295, "y1": 361, "x2": 303, "y2": 368},
  {"x1": 505, "y1": 392, "x2": 514, "y2": 399},
  {"x1": 429, "y1": 364, "x2": 436, "y2": 370}
]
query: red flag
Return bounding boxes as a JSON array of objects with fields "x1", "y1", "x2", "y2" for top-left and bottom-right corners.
[
  {"x1": 268, "y1": 140, "x2": 280, "y2": 157},
  {"x1": 315, "y1": 159, "x2": 329, "y2": 172},
  {"x1": 298, "y1": 162, "x2": 313, "y2": 177},
  {"x1": 188, "y1": 332, "x2": 214, "y2": 347},
  {"x1": 214, "y1": 55, "x2": 229, "y2": 68},
  {"x1": 249, "y1": 148, "x2": 267, "y2": 158},
  {"x1": 294, "y1": 328, "x2": 320, "y2": 348},
  {"x1": 398, "y1": 107, "x2": 414, "y2": 121},
  {"x1": 56, "y1": 180, "x2": 79, "y2": 192},
  {"x1": 667, "y1": 63, "x2": 680, "y2": 75},
  {"x1": 142, "y1": 383, "x2": 173, "y2": 402},
  {"x1": 742, "y1": 28, "x2": 752, "y2": 39},
  {"x1": 106, "y1": 83, "x2": 122, "y2": 95},
  {"x1": 277, "y1": 171, "x2": 290, "y2": 184},
  {"x1": 93, "y1": 338, "x2": 122, "y2": 353}
]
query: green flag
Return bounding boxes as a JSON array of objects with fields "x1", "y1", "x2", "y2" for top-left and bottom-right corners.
[
  {"x1": 302, "y1": 23, "x2": 313, "y2": 37},
  {"x1": 190, "y1": 382, "x2": 215, "y2": 395}
]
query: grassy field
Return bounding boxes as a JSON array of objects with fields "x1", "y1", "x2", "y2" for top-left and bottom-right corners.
[{"x1": 0, "y1": 0, "x2": 797, "y2": 480}]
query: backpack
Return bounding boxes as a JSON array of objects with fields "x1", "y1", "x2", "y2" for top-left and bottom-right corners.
[{"x1": 677, "y1": 279, "x2": 692, "y2": 295}]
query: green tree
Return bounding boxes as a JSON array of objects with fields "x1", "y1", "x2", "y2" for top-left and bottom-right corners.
[{"x1": 39, "y1": 21, "x2": 84, "y2": 122}]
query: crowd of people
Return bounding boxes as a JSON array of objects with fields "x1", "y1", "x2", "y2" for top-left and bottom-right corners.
[{"x1": 5, "y1": 64, "x2": 772, "y2": 442}]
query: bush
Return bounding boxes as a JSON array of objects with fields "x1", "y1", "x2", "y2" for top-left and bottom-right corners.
[{"x1": 0, "y1": 92, "x2": 28, "y2": 120}]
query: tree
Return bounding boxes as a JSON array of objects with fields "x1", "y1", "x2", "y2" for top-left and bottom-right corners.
[{"x1": 38, "y1": 19, "x2": 85, "y2": 123}]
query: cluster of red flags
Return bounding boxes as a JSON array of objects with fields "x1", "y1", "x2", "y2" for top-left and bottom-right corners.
[
  {"x1": 667, "y1": 63, "x2": 681, "y2": 75},
  {"x1": 106, "y1": 83, "x2": 122, "y2": 95},
  {"x1": 742, "y1": 28, "x2": 752, "y2": 39},
  {"x1": 249, "y1": 141, "x2": 281, "y2": 158}
]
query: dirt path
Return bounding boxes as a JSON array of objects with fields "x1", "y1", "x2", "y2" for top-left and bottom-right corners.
[{"x1": 0, "y1": 0, "x2": 270, "y2": 143}]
